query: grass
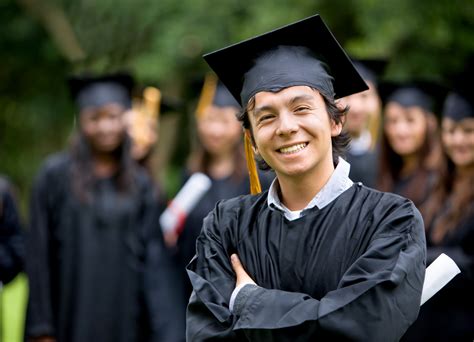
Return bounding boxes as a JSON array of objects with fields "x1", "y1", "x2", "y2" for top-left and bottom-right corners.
[{"x1": 1, "y1": 273, "x2": 27, "y2": 342}]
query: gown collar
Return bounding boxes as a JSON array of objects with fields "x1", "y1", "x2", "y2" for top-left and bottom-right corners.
[{"x1": 267, "y1": 157, "x2": 353, "y2": 220}]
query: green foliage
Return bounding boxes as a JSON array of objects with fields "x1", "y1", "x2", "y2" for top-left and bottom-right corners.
[{"x1": 1, "y1": 0, "x2": 473, "y2": 213}]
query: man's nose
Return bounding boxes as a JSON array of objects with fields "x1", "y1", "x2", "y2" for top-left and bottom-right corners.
[{"x1": 276, "y1": 111, "x2": 298, "y2": 136}]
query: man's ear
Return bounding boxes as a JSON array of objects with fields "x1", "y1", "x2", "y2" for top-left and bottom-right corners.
[{"x1": 331, "y1": 121, "x2": 343, "y2": 137}]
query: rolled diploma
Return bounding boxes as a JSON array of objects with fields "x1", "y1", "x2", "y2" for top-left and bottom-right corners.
[
  {"x1": 420, "y1": 253, "x2": 460, "y2": 306},
  {"x1": 159, "y1": 172, "x2": 212, "y2": 233}
]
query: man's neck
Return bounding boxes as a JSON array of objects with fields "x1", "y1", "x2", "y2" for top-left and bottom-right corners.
[{"x1": 277, "y1": 159, "x2": 335, "y2": 211}]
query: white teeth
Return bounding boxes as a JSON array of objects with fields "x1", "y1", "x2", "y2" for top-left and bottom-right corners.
[{"x1": 279, "y1": 143, "x2": 307, "y2": 154}]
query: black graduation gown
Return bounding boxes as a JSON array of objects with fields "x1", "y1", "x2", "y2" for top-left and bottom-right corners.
[
  {"x1": 402, "y1": 209, "x2": 474, "y2": 341},
  {"x1": 186, "y1": 183, "x2": 426, "y2": 341},
  {"x1": 178, "y1": 170, "x2": 275, "y2": 279},
  {"x1": 345, "y1": 149, "x2": 379, "y2": 188},
  {"x1": 0, "y1": 177, "x2": 24, "y2": 285},
  {"x1": 25, "y1": 153, "x2": 155, "y2": 342}
]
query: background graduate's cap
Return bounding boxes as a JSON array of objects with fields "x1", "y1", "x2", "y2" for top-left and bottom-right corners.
[
  {"x1": 68, "y1": 73, "x2": 134, "y2": 111},
  {"x1": 442, "y1": 57, "x2": 474, "y2": 121},
  {"x1": 203, "y1": 14, "x2": 368, "y2": 108},
  {"x1": 195, "y1": 73, "x2": 241, "y2": 119},
  {"x1": 352, "y1": 58, "x2": 387, "y2": 87},
  {"x1": 379, "y1": 80, "x2": 448, "y2": 115}
]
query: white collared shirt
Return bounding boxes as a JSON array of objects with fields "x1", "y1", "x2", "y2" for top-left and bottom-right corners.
[{"x1": 267, "y1": 157, "x2": 354, "y2": 221}]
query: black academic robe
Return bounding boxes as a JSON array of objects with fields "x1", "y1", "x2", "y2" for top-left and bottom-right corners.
[
  {"x1": 0, "y1": 178, "x2": 24, "y2": 285},
  {"x1": 402, "y1": 209, "x2": 474, "y2": 341},
  {"x1": 178, "y1": 170, "x2": 275, "y2": 282},
  {"x1": 186, "y1": 183, "x2": 426, "y2": 341},
  {"x1": 345, "y1": 149, "x2": 379, "y2": 188},
  {"x1": 25, "y1": 152, "x2": 156, "y2": 342}
]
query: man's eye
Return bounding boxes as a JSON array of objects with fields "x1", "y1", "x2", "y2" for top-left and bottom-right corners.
[
  {"x1": 258, "y1": 114, "x2": 274, "y2": 123},
  {"x1": 295, "y1": 107, "x2": 310, "y2": 112}
]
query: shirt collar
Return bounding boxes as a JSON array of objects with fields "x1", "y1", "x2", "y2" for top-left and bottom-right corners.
[{"x1": 267, "y1": 157, "x2": 353, "y2": 220}]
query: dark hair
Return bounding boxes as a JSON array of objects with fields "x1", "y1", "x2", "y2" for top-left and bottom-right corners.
[
  {"x1": 236, "y1": 88, "x2": 349, "y2": 170},
  {"x1": 421, "y1": 153, "x2": 474, "y2": 243},
  {"x1": 187, "y1": 115, "x2": 247, "y2": 181},
  {"x1": 377, "y1": 110, "x2": 442, "y2": 207},
  {"x1": 69, "y1": 132, "x2": 137, "y2": 203}
]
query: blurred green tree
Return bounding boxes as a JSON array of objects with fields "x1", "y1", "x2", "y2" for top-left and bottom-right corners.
[{"x1": 1, "y1": 0, "x2": 473, "y2": 207}]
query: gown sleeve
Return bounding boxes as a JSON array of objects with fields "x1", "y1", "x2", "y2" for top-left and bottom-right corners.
[
  {"x1": 186, "y1": 199, "x2": 427, "y2": 341},
  {"x1": 25, "y1": 166, "x2": 56, "y2": 337}
]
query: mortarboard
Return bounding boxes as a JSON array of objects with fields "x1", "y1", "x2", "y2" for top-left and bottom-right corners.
[
  {"x1": 352, "y1": 58, "x2": 387, "y2": 87},
  {"x1": 442, "y1": 58, "x2": 474, "y2": 121},
  {"x1": 202, "y1": 14, "x2": 367, "y2": 194},
  {"x1": 68, "y1": 73, "x2": 134, "y2": 111},
  {"x1": 195, "y1": 73, "x2": 241, "y2": 120},
  {"x1": 442, "y1": 91, "x2": 473, "y2": 121},
  {"x1": 203, "y1": 14, "x2": 368, "y2": 107},
  {"x1": 379, "y1": 80, "x2": 448, "y2": 115}
]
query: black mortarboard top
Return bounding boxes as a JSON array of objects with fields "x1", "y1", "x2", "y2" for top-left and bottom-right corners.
[
  {"x1": 68, "y1": 73, "x2": 134, "y2": 111},
  {"x1": 442, "y1": 58, "x2": 474, "y2": 121},
  {"x1": 213, "y1": 80, "x2": 241, "y2": 109},
  {"x1": 379, "y1": 80, "x2": 448, "y2": 115},
  {"x1": 203, "y1": 14, "x2": 368, "y2": 107},
  {"x1": 352, "y1": 58, "x2": 387, "y2": 87}
]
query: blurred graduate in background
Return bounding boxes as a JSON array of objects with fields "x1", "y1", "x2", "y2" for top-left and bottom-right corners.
[
  {"x1": 172, "y1": 74, "x2": 274, "y2": 296},
  {"x1": 403, "y1": 67, "x2": 474, "y2": 341},
  {"x1": 125, "y1": 85, "x2": 186, "y2": 342},
  {"x1": 377, "y1": 81, "x2": 445, "y2": 208},
  {"x1": 0, "y1": 176, "x2": 24, "y2": 286},
  {"x1": 25, "y1": 73, "x2": 173, "y2": 342},
  {"x1": 341, "y1": 59, "x2": 385, "y2": 188}
]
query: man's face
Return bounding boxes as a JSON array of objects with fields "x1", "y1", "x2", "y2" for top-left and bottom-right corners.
[
  {"x1": 342, "y1": 81, "x2": 381, "y2": 137},
  {"x1": 248, "y1": 86, "x2": 342, "y2": 181},
  {"x1": 80, "y1": 103, "x2": 127, "y2": 153}
]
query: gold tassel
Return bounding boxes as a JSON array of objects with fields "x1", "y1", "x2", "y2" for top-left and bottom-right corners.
[
  {"x1": 244, "y1": 129, "x2": 261, "y2": 194},
  {"x1": 143, "y1": 86, "x2": 161, "y2": 120},
  {"x1": 195, "y1": 73, "x2": 217, "y2": 119}
]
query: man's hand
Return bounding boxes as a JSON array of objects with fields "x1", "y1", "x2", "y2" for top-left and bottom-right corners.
[{"x1": 231, "y1": 254, "x2": 256, "y2": 288}]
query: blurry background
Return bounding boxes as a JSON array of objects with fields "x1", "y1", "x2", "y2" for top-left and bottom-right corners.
[{"x1": 1, "y1": 0, "x2": 473, "y2": 340}]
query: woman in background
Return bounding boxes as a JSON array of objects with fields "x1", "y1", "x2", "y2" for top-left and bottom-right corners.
[
  {"x1": 26, "y1": 74, "x2": 159, "y2": 342},
  {"x1": 377, "y1": 82, "x2": 443, "y2": 208},
  {"x1": 403, "y1": 80, "x2": 474, "y2": 341},
  {"x1": 174, "y1": 74, "x2": 273, "y2": 296}
]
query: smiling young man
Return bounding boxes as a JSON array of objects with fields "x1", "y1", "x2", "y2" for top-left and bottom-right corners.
[{"x1": 186, "y1": 15, "x2": 426, "y2": 341}]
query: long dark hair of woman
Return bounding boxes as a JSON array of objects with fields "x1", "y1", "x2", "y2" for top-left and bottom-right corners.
[
  {"x1": 69, "y1": 132, "x2": 137, "y2": 203},
  {"x1": 377, "y1": 114, "x2": 441, "y2": 206},
  {"x1": 422, "y1": 156, "x2": 474, "y2": 243},
  {"x1": 187, "y1": 140, "x2": 247, "y2": 182}
]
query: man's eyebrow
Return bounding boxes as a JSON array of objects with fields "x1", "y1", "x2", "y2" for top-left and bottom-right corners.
[
  {"x1": 289, "y1": 94, "x2": 315, "y2": 106},
  {"x1": 253, "y1": 105, "x2": 275, "y2": 117}
]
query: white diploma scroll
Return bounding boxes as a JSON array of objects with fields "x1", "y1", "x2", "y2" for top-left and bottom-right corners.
[
  {"x1": 159, "y1": 172, "x2": 212, "y2": 234},
  {"x1": 420, "y1": 253, "x2": 461, "y2": 306}
]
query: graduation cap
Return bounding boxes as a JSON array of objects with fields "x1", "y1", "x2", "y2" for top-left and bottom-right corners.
[
  {"x1": 204, "y1": 14, "x2": 368, "y2": 107},
  {"x1": 442, "y1": 58, "x2": 474, "y2": 121},
  {"x1": 68, "y1": 73, "x2": 134, "y2": 111},
  {"x1": 352, "y1": 58, "x2": 387, "y2": 87},
  {"x1": 203, "y1": 14, "x2": 368, "y2": 194},
  {"x1": 195, "y1": 73, "x2": 241, "y2": 120},
  {"x1": 379, "y1": 80, "x2": 448, "y2": 115}
]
